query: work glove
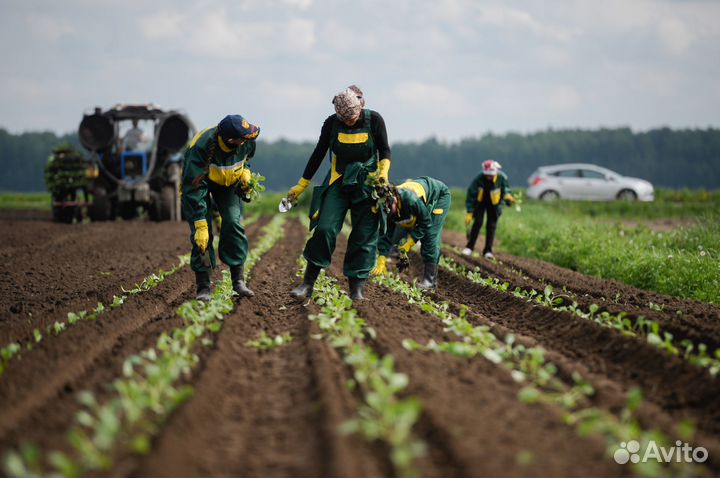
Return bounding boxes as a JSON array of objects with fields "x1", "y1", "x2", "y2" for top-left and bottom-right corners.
[
  {"x1": 370, "y1": 256, "x2": 388, "y2": 276},
  {"x1": 377, "y1": 158, "x2": 391, "y2": 183},
  {"x1": 504, "y1": 194, "x2": 516, "y2": 207},
  {"x1": 398, "y1": 237, "x2": 416, "y2": 254},
  {"x1": 194, "y1": 219, "x2": 209, "y2": 252},
  {"x1": 288, "y1": 177, "x2": 311, "y2": 201},
  {"x1": 238, "y1": 167, "x2": 252, "y2": 189},
  {"x1": 465, "y1": 212, "x2": 474, "y2": 226}
]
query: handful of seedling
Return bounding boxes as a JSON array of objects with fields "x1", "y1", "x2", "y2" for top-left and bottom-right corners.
[{"x1": 238, "y1": 171, "x2": 266, "y2": 202}]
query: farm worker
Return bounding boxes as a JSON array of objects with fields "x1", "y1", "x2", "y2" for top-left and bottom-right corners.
[
  {"x1": 287, "y1": 85, "x2": 392, "y2": 300},
  {"x1": 181, "y1": 114, "x2": 260, "y2": 301},
  {"x1": 371, "y1": 176, "x2": 451, "y2": 290},
  {"x1": 463, "y1": 159, "x2": 515, "y2": 259}
]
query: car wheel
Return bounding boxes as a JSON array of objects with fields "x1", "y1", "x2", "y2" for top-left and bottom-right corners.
[
  {"x1": 540, "y1": 190, "x2": 560, "y2": 201},
  {"x1": 617, "y1": 189, "x2": 637, "y2": 201}
]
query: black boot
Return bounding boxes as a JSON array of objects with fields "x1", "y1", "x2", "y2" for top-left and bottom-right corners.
[
  {"x1": 348, "y1": 278, "x2": 367, "y2": 300},
  {"x1": 195, "y1": 271, "x2": 212, "y2": 301},
  {"x1": 231, "y1": 266, "x2": 255, "y2": 298},
  {"x1": 290, "y1": 263, "x2": 321, "y2": 298},
  {"x1": 417, "y1": 263, "x2": 438, "y2": 290}
]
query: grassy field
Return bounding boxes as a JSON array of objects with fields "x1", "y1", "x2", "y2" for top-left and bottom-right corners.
[{"x1": 0, "y1": 192, "x2": 50, "y2": 210}]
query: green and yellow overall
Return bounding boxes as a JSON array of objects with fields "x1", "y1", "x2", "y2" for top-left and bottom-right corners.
[
  {"x1": 379, "y1": 177, "x2": 451, "y2": 264},
  {"x1": 465, "y1": 171, "x2": 512, "y2": 253},
  {"x1": 181, "y1": 127, "x2": 254, "y2": 272},
  {"x1": 305, "y1": 109, "x2": 383, "y2": 278}
]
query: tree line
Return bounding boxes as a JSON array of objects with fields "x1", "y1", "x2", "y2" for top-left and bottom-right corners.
[{"x1": 1, "y1": 126, "x2": 718, "y2": 192}]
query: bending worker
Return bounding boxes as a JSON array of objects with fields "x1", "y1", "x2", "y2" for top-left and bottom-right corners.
[
  {"x1": 463, "y1": 159, "x2": 515, "y2": 258},
  {"x1": 371, "y1": 176, "x2": 451, "y2": 290},
  {"x1": 181, "y1": 114, "x2": 260, "y2": 301},
  {"x1": 286, "y1": 85, "x2": 392, "y2": 300}
]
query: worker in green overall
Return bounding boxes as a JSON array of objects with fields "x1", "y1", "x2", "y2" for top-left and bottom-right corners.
[
  {"x1": 287, "y1": 85, "x2": 392, "y2": 300},
  {"x1": 371, "y1": 177, "x2": 451, "y2": 290},
  {"x1": 181, "y1": 114, "x2": 260, "y2": 301},
  {"x1": 463, "y1": 159, "x2": 515, "y2": 258}
]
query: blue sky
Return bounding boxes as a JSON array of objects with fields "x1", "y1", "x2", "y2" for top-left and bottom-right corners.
[{"x1": 1, "y1": 0, "x2": 719, "y2": 141}]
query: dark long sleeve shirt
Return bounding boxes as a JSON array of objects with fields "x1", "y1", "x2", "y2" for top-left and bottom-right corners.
[{"x1": 302, "y1": 110, "x2": 391, "y2": 180}]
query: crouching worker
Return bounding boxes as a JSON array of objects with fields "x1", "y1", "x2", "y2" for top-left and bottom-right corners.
[
  {"x1": 181, "y1": 114, "x2": 260, "y2": 301},
  {"x1": 371, "y1": 176, "x2": 451, "y2": 290},
  {"x1": 463, "y1": 160, "x2": 515, "y2": 259}
]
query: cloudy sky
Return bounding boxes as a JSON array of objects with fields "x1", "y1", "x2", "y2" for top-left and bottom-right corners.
[{"x1": 1, "y1": 0, "x2": 719, "y2": 142}]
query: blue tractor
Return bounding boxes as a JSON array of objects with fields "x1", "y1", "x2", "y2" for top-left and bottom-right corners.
[{"x1": 78, "y1": 103, "x2": 195, "y2": 221}]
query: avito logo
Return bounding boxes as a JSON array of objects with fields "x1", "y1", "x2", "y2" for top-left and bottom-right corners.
[{"x1": 614, "y1": 440, "x2": 708, "y2": 465}]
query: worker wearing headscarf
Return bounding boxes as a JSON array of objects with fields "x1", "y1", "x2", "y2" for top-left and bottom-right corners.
[
  {"x1": 182, "y1": 114, "x2": 260, "y2": 300},
  {"x1": 287, "y1": 85, "x2": 392, "y2": 300},
  {"x1": 464, "y1": 159, "x2": 515, "y2": 258},
  {"x1": 371, "y1": 177, "x2": 451, "y2": 289}
]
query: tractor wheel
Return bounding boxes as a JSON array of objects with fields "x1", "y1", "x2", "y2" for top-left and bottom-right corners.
[
  {"x1": 118, "y1": 202, "x2": 138, "y2": 220},
  {"x1": 52, "y1": 205, "x2": 75, "y2": 224},
  {"x1": 149, "y1": 185, "x2": 175, "y2": 222},
  {"x1": 88, "y1": 187, "x2": 113, "y2": 221}
]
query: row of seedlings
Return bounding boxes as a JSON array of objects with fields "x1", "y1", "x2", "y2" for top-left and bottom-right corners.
[
  {"x1": 439, "y1": 254, "x2": 720, "y2": 376},
  {"x1": 299, "y1": 255, "x2": 426, "y2": 477}
]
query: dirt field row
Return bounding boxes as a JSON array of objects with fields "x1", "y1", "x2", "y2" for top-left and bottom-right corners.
[{"x1": 1, "y1": 214, "x2": 718, "y2": 476}]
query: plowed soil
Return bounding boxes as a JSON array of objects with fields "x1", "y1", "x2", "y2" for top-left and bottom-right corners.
[{"x1": 1, "y1": 213, "x2": 719, "y2": 476}]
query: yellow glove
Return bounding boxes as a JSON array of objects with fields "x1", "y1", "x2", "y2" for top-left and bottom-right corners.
[
  {"x1": 288, "y1": 177, "x2": 310, "y2": 200},
  {"x1": 370, "y1": 256, "x2": 387, "y2": 276},
  {"x1": 465, "y1": 212, "x2": 474, "y2": 226},
  {"x1": 194, "y1": 219, "x2": 209, "y2": 252},
  {"x1": 398, "y1": 237, "x2": 416, "y2": 253},
  {"x1": 238, "y1": 167, "x2": 252, "y2": 189},
  {"x1": 504, "y1": 194, "x2": 516, "y2": 206},
  {"x1": 377, "y1": 158, "x2": 391, "y2": 183}
]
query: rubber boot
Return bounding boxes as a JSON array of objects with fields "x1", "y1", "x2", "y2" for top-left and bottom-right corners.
[
  {"x1": 417, "y1": 263, "x2": 438, "y2": 290},
  {"x1": 195, "y1": 271, "x2": 212, "y2": 301},
  {"x1": 348, "y1": 278, "x2": 367, "y2": 300},
  {"x1": 290, "y1": 263, "x2": 321, "y2": 298},
  {"x1": 231, "y1": 266, "x2": 255, "y2": 298}
]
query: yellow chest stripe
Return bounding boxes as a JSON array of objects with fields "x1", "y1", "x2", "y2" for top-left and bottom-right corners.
[
  {"x1": 337, "y1": 132, "x2": 369, "y2": 144},
  {"x1": 398, "y1": 181, "x2": 427, "y2": 202}
]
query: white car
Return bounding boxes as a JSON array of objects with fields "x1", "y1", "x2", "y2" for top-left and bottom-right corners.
[{"x1": 526, "y1": 163, "x2": 655, "y2": 202}]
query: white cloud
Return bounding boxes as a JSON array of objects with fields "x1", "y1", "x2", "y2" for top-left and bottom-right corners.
[
  {"x1": 138, "y1": 8, "x2": 316, "y2": 59},
  {"x1": 393, "y1": 81, "x2": 469, "y2": 116},
  {"x1": 657, "y1": 18, "x2": 693, "y2": 55},
  {"x1": 26, "y1": 14, "x2": 75, "y2": 42},
  {"x1": 476, "y1": 4, "x2": 577, "y2": 43}
]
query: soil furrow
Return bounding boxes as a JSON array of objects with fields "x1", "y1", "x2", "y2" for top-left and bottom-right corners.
[{"x1": 134, "y1": 219, "x2": 387, "y2": 477}]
